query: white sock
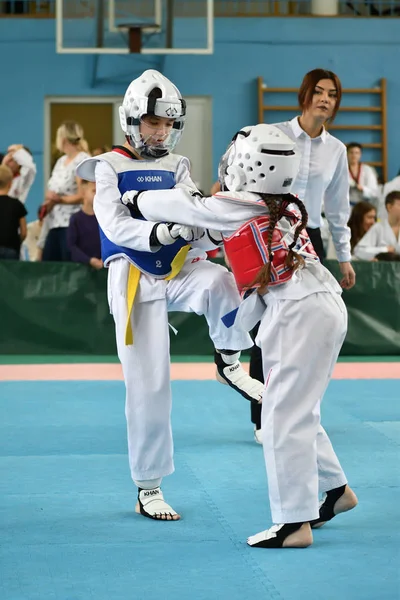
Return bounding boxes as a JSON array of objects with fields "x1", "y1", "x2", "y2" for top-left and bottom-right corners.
[{"x1": 134, "y1": 478, "x2": 162, "y2": 490}]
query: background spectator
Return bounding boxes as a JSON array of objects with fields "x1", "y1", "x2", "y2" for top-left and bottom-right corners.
[
  {"x1": 354, "y1": 190, "x2": 400, "y2": 260},
  {"x1": 374, "y1": 251, "x2": 400, "y2": 262},
  {"x1": 35, "y1": 215, "x2": 50, "y2": 262},
  {"x1": 39, "y1": 121, "x2": 90, "y2": 262},
  {"x1": 91, "y1": 146, "x2": 111, "y2": 157},
  {"x1": 348, "y1": 201, "x2": 377, "y2": 254},
  {"x1": 1, "y1": 144, "x2": 36, "y2": 205},
  {"x1": 21, "y1": 208, "x2": 48, "y2": 261},
  {"x1": 347, "y1": 142, "x2": 379, "y2": 208},
  {"x1": 67, "y1": 180, "x2": 102, "y2": 269},
  {"x1": 0, "y1": 165, "x2": 27, "y2": 259},
  {"x1": 380, "y1": 172, "x2": 400, "y2": 220}
]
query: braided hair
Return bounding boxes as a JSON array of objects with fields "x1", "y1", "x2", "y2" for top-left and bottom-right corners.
[{"x1": 250, "y1": 193, "x2": 309, "y2": 293}]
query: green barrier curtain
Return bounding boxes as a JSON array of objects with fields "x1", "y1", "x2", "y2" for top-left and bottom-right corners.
[
  {"x1": 0, "y1": 260, "x2": 399, "y2": 356},
  {"x1": 324, "y1": 260, "x2": 400, "y2": 356}
]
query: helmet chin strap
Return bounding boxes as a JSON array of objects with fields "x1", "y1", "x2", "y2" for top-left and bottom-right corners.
[
  {"x1": 126, "y1": 134, "x2": 169, "y2": 159},
  {"x1": 140, "y1": 145, "x2": 169, "y2": 159}
]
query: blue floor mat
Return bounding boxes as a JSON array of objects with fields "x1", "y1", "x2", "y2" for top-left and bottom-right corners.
[{"x1": 0, "y1": 380, "x2": 399, "y2": 600}]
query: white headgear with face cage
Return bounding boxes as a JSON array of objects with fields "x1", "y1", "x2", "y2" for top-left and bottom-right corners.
[
  {"x1": 119, "y1": 69, "x2": 186, "y2": 158},
  {"x1": 219, "y1": 124, "x2": 301, "y2": 195}
]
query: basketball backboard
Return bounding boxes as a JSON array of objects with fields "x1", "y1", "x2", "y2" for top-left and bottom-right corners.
[{"x1": 56, "y1": 0, "x2": 214, "y2": 54}]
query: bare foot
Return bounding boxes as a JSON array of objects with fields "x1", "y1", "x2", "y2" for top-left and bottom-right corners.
[
  {"x1": 311, "y1": 484, "x2": 358, "y2": 529},
  {"x1": 283, "y1": 523, "x2": 313, "y2": 548}
]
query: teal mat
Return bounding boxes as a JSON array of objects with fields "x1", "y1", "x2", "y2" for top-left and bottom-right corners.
[{"x1": 0, "y1": 380, "x2": 399, "y2": 600}]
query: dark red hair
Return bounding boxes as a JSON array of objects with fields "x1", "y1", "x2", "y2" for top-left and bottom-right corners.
[
  {"x1": 298, "y1": 68, "x2": 342, "y2": 122},
  {"x1": 348, "y1": 201, "x2": 376, "y2": 251}
]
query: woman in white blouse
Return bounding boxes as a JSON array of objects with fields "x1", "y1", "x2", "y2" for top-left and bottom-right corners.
[
  {"x1": 347, "y1": 142, "x2": 379, "y2": 208},
  {"x1": 40, "y1": 121, "x2": 90, "y2": 261},
  {"x1": 273, "y1": 69, "x2": 355, "y2": 284},
  {"x1": 250, "y1": 68, "x2": 356, "y2": 443}
]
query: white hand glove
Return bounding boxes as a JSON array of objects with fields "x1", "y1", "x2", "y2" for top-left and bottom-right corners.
[
  {"x1": 207, "y1": 229, "x2": 223, "y2": 246},
  {"x1": 170, "y1": 224, "x2": 205, "y2": 242},
  {"x1": 121, "y1": 190, "x2": 139, "y2": 207},
  {"x1": 153, "y1": 223, "x2": 181, "y2": 246}
]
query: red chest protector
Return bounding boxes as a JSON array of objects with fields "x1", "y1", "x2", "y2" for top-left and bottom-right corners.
[{"x1": 223, "y1": 209, "x2": 318, "y2": 293}]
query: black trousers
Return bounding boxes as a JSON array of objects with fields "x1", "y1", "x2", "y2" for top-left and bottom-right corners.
[
  {"x1": 0, "y1": 247, "x2": 19, "y2": 260},
  {"x1": 249, "y1": 322, "x2": 263, "y2": 429},
  {"x1": 306, "y1": 227, "x2": 325, "y2": 264},
  {"x1": 249, "y1": 227, "x2": 325, "y2": 430}
]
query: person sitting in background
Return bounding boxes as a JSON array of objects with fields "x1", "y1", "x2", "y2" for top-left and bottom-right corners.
[
  {"x1": 67, "y1": 180, "x2": 102, "y2": 269},
  {"x1": 1, "y1": 144, "x2": 36, "y2": 205},
  {"x1": 379, "y1": 172, "x2": 400, "y2": 220},
  {"x1": 35, "y1": 214, "x2": 50, "y2": 262},
  {"x1": 21, "y1": 208, "x2": 49, "y2": 261},
  {"x1": 347, "y1": 142, "x2": 379, "y2": 208},
  {"x1": 374, "y1": 251, "x2": 400, "y2": 262},
  {"x1": 348, "y1": 201, "x2": 377, "y2": 254},
  {"x1": 91, "y1": 146, "x2": 111, "y2": 157},
  {"x1": 354, "y1": 191, "x2": 400, "y2": 260},
  {"x1": 0, "y1": 165, "x2": 27, "y2": 259}
]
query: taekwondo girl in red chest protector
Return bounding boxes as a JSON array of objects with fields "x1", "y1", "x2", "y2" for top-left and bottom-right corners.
[{"x1": 129, "y1": 123, "x2": 358, "y2": 548}]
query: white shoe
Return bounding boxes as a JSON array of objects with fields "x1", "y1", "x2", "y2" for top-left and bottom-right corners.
[
  {"x1": 254, "y1": 427, "x2": 263, "y2": 445},
  {"x1": 135, "y1": 487, "x2": 181, "y2": 521},
  {"x1": 216, "y1": 359, "x2": 264, "y2": 403},
  {"x1": 247, "y1": 523, "x2": 313, "y2": 549}
]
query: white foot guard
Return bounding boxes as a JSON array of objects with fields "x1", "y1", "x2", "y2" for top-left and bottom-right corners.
[
  {"x1": 215, "y1": 352, "x2": 264, "y2": 403},
  {"x1": 135, "y1": 487, "x2": 181, "y2": 521},
  {"x1": 247, "y1": 523, "x2": 313, "y2": 549}
]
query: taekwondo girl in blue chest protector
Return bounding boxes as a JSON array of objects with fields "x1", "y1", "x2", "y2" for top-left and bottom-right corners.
[
  {"x1": 77, "y1": 70, "x2": 264, "y2": 522},
  {"x1": 128, "y1": 123, "x2": 358, "y2": 548}
]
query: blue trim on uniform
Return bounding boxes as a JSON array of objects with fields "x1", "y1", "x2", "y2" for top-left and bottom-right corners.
[{"x1": 221, "y1": 307, "x2": 239, "y2": 328}]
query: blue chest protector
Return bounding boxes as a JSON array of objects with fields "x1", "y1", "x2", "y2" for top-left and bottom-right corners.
[{"x1": 79, "y1": 151, "x2": 188, "y2": 278}]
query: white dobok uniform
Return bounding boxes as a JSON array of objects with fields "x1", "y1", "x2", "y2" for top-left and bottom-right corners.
[
  {"x1": 348, "y1": 163, "x2": 379, "y2": 208},
  {"x1": 353, "y1": 219, "x2": 400, "y2": 260},
  {"x1": 9, "y1": 148, "x2": 37, "y2": 205},
  {"x1": 77, "y1": 148, "x2": 253, "y2": 482},
  {"x1": 135, "y1": 188, "x2": 349, "y2": 524}
]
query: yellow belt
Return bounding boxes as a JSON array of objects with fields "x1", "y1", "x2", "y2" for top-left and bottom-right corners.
[{"x1": 125, "y1": 245, "x2": 190, "y2": 345}]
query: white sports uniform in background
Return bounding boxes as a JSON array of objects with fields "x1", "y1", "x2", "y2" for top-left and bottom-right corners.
[
  {"x1": 77, "y1": 69, "x2": 262, "y2": 521},
  {"x1": 8, "y1": 148, "x2": 37, "y2": 205},
  {"x1": 130, "y1": 124, "x2": 357, "y2": 547},
  {"x1": 353, "y1": 218, "x2": 400, "y2": 260},
  {"x1": 348, "y1": 162, "x2": 379, "y2": 208}
]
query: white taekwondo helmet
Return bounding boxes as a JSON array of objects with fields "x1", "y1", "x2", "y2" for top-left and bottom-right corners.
[
  {"x1": 119, "y1": 69, "x2": 186, "y2": 158},
  {"x1": 218, "y1": 124, "x2": 301, "y2": 195}
]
